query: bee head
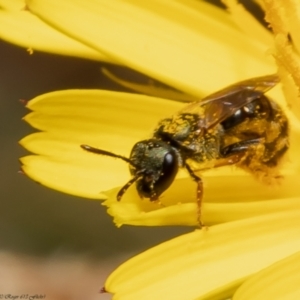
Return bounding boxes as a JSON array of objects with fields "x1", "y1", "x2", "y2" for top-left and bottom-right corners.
[
  {"x1": 81, "y1": 140, "x2": 179, "y2": 202},
  {"x1": 129, "y1": 139, "x2": 179, "y2": 201}
]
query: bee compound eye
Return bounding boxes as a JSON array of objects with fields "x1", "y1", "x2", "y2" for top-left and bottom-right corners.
[
  {"x1": 136, "y1": 149, "x2": 179, "y2": 200},
  {"x1": 162, "y1": 152, "x2": 177, "y2": 175},
  {"x1": 155, "y1": 150, "x2": 179, "y2": 194}
]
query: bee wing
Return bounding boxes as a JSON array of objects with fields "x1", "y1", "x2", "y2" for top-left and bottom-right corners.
[{"x1": 180, "y1": 74, "x2": 279, "y2": 129}]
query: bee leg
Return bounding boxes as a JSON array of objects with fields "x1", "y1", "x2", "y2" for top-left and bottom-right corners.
[
  {"x1": 220, "y1": 138, "x2": 262, "y2": 157},
  {"x1": 215, "y1": 139, "x2": 263, "y2": 167},
  {"x1": 117, "y1": 173, "x2": 142, "y2": 201},
  {"x1": 185, "y1": 163, "x2": 204, "y2": 228},
  {"x1": 213, "y1": 138, "x2": 264, "y2": 168}
]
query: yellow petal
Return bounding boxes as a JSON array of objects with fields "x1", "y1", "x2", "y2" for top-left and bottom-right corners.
[
  {"x1": 233, "y1": 251, "x2": 300, "y2": 300},
  {"x1": 26, "y1": 0, "x2": 275, "y2": 96},
  {"x1": 105, "y1": 210, "x2": 300, "y2": 300},
  {"x1": 101, "y1": 67, "x2": 198, "y2": 102},
  {"x1": 105, "y1": 176, "x2": 300, "y2": 227},
  {"x1": 0, "y1": 0, "x2": 110, "y2": 61},
  {"x1": 20, "y1": 90, "x2": 182, "y2": 198},
  {"x1": 222, "y1": 0, "x2": 273, "y2": 45}
]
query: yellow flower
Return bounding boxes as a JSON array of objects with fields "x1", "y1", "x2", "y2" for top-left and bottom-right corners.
[{"x1": 2, "y1": 0, "x2": 300, "y2": 298}]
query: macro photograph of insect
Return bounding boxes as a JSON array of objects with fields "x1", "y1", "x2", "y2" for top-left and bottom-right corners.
[
  {"x1": 81, "y1": 74, "x2": 289, "y2": 227},
  {"x1": 1, "y1": 1, "x2": 300, "y2": 300}
]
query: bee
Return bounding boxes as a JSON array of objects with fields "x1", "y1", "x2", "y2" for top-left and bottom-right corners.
[{"x1": 81, "y1": 74, "x2": 289, "y2": 227}]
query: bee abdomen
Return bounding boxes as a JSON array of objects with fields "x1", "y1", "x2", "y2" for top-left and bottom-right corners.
[{"x1": 221, "y1": 95, "x2": 289, "y2": 183}]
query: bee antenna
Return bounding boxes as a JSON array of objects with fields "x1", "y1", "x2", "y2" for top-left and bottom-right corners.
[
  {"x1": 117, "y1": 172, "x2": 143, "y2": 201},
  {"x1": 80, "y1": 144, "x2": 136, "y2": 167}
]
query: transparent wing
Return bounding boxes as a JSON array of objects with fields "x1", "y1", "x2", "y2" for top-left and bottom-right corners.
[{"x1": 179, "y1": 74, "x2": 279, "y2": 129}]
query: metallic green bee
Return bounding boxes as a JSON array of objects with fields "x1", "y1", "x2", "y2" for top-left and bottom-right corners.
[{"x1": 81, "y1": 74, "x2": 289, "y2": 226}]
